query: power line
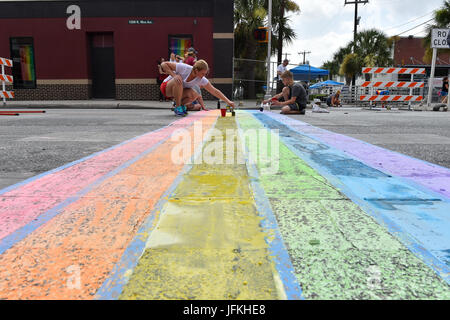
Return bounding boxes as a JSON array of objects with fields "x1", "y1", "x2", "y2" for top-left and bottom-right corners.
[
  {"x1": 412, "y1": 28, "x2": 428, "y2": 36},
  {"x1": 344, "y1": 0, "x2": 369, "y2": 86},
  {"x1": 298, "y1": 51, "x2": 311, "y2": 65},
  {"x1": 394, "y1": 18, "x2": 434, "y2": 36},
  {"x1": 383, "y1": 10, "x2": 435, "y2": 32}
]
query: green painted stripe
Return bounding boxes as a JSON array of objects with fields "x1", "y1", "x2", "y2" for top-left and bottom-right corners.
[
  {"x1": 237, "y1": 111, "x2": 449, "y2": 300},
  {"x1": 119, "y1": 116, "x2": 282, "y2": 300}
]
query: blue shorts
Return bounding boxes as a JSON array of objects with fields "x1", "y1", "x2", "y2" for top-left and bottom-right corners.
[{"x1": 441, "y1": 91, "x2": 448, "y2": 97}]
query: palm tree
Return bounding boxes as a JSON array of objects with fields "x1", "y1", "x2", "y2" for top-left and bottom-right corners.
[
  {"x1": 340, "y1": 53, "x2": 360, "y2": 85},
  {"x1": 327, "y1": 29, "x2": 392, "y2": 82},
  {"x1": 321, "y1": 60, "x2": 340, "y2": 80},
  {"x1": 352, "y1": 29, "x2": 393, "y2": 67},
  {"x1": 234, "y1": 0, "x2": 300, "y2": 98},
  {"x1": 234, "y1": 0, "x2": 266, "y2": 98},
  {"x1": 423, "y1": 0, "x2": 450, "y2": 63},
  {"x1": 270, "y1": 0, "x2": 300, "y2": 65}
]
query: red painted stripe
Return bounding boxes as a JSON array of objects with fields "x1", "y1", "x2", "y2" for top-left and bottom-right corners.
[
  {"x1": 374, "y1": 82, "x2": 383, "y2": 87},
  {"x1": 381, "y1": 96, "x2": 389, "y2": 101},
  {"x1": 392, "y1": 96, "x2": 401, "y2": 101},
  {"x1": 386, "y1": 82, "x2": 394, "y2": 87},
  {"x1": 362, "y1": 82, "x2": 370, "y2": 87},
  {"x1": 0, "y1": 112, "x2": 211, "y2": 241},
  {"x1": 375, "y1": 68, "x2": 384, "y2": 73}
]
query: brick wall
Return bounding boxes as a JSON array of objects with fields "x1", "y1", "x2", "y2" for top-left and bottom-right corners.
[
  {"x1": 6, "y1": 83, "x2": 218, "y2": 101},
  {"x1": 6, "y1": 84, "x2": 90, "y2": 100}
]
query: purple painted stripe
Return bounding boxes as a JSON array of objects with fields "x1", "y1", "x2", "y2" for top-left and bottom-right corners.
[{"x1": 265, "y1": 112, "x2": 450, "y2": 199}]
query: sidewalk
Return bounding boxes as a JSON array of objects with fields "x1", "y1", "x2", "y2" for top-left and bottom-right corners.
[
  {"x1": 1, "y1": 99, "x2": 445, "y2": 111},
  {"x1": 2, "y1": 100, "x2": 261, "y2": 110}
]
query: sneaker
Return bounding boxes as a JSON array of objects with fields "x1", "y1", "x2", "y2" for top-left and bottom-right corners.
[
  {"x1": 181, "y1": 105, "x2": 188, "y2": 115},
  {"x1": 174, "y1": 106, "x2": 186, "y2": 116}
]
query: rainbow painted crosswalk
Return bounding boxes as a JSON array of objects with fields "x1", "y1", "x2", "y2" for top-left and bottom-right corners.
[{"x1": 0, "y1": 110, "x2": 448, "y2": 299}]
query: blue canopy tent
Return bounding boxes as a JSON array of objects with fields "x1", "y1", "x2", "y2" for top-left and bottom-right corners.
[
  {"x1": 289, "y1": 64, "x2": 329, "y2": 81},
  {"x1": 310, "y1": 80, "x2": 344, "y2": 89}
]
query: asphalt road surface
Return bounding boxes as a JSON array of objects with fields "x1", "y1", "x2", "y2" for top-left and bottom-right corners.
[{"x1": 1, "y1": 107, "x2": 449, "y2": 190}]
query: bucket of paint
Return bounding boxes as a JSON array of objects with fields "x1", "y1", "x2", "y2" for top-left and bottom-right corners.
[{"x1": 220, "y1": 107, "x2": 226, "y2": 117}]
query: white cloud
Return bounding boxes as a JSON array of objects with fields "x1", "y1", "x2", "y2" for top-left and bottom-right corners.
[{"x1": 282, "y1": 0, "x2": 445, "y2": 67}]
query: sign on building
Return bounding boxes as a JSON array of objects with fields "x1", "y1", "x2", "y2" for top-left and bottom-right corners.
[{"x1": 431, "y1": 29, "x2": 450, "y2": 48}]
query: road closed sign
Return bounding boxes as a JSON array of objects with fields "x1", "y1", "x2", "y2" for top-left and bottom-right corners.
[{"x1": 431, "y1": 29, "x2": 450, "y2": 48}]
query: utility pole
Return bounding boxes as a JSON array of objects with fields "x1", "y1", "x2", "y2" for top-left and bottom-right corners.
[
  {"x1": 344, "y1": 0, "x2": 368, "y2": 86},
  {"x1": 277, "y1": 0, "x2": 286, "y2": 66},
  {"x1": 265, "y1": 0, "x2": 273, "y2": 100},
  {"x1": 284, "y1": 53, "x2": 291, "y2": 61},
  {"x1": 298, "y1": 51, "x2": 311, "y2": 65}
]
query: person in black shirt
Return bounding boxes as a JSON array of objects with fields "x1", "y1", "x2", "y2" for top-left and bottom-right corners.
[
  {"x1": 441, "y1": 76, "x2": 448, "y2": 104},
  {"x1": 263, "y1": 70, "x2": 307, "y2": 115}
]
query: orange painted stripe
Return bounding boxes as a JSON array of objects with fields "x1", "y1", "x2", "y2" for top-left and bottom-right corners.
[
  {"x1": 411, "y1": 68, "x2": 419, "y2": 74},
  {"x1": 398, "y1": 82, "x2": 406, "y2": 87},
  {"x1": 374, "y1": 82, "x2": 383, "y2": 87},
  {"x1": 362, "y1": 82, "x2": 370, "y2": 87},
  {"x1": 0, "y1": 112, "x2": 218, "y2": 299},
  {"x1": 381, "y1": 96, "x2": 389, "y2": 101},
  {"x1": 385, "y1": 82, "x2": 394, "y2": 87},
  {"x1": 375, "y1": 68, "x2": 384, "y2": 73},
  {"x1": 369, "y1": 96, "x2": 377, "y2": 101}
]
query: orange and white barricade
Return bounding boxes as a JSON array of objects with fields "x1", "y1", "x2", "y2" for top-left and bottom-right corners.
[
  {"x1": 360, "y1": 67, "x2": 425, "y2": 109},
  {"x1": 0, "y1": 57, "x2": 14, "y2": 105},
  {"x1": 359, "y1": 95, "x2": 423, "y2": 102},
  {"x1": 361, "y1": 81, "x2": 425, "y2": 88},
  {"x1": 362, "y1": 67, "x2": 426, "y2": 75}
]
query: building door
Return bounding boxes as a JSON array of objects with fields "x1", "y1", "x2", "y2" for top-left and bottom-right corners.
[{"x1": 89, "y1": 33, "x2": 115, "y2": 99}]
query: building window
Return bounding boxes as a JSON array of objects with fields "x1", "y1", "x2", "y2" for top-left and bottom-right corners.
[
  {"x1": 10, "y1": 37, "x2": 36, "y2": 89},
  {"x1": 168, "y1": 35, "x2": 193, "y2": 59}
]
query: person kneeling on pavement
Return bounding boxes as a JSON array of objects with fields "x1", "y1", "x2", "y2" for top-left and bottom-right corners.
[{"x1": 263, "y1": 70, "x2": 307, "y2": 115}]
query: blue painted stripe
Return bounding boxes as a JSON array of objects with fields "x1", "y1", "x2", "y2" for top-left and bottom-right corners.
[
  {"x1": 236, "y1": 113, "x2": 305, "y2": 300},
  {"x1": 266, "y1": 112, "x2": 450, "y2": 174},
  {"x1": 0, "y1": 115, "x2": 208, "y2": 256},
  {"x1": 95, "y1": 115, "x2": 220, "y2": 300},
  {"x1": 263, "y1": 112, "x2": 450, "y2": 201},
  {"x1": 250, "y1": 111, "x2": 450, "y2": 283}
]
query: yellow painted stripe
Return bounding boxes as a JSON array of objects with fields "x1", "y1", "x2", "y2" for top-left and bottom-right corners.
[{"x1": 119, "y1": 116, "x2": 282, "y2": 300}]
